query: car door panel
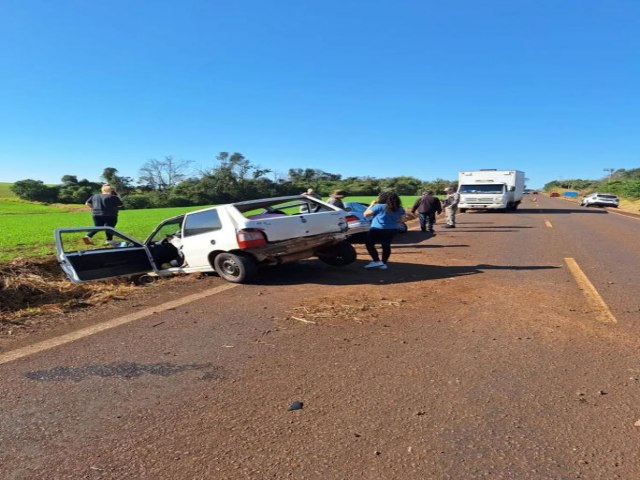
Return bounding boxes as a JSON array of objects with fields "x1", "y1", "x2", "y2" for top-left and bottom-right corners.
[{"x1": 54, "y1": 227, "x2": 156, "y2": 283}]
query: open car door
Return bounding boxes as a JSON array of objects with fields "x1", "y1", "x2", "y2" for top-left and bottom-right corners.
[{"x1": 54, "y1": 227, "x2": 157, "y2": 283}]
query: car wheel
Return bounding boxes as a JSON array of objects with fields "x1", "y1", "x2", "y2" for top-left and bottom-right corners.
[
  {"x1": 459, "y1": 208, "x2": 466, "y2": 213},
  {"x1": 213, "y1": 252, "x2": 257, "y2": 283},
  {"x1": 317, "y1": 241, "x2": 357, "y2": 266}
]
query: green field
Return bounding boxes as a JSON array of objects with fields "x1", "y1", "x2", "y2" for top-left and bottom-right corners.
[{"x1": 0, "y1": 195, "x2": 421, "y2": 262}]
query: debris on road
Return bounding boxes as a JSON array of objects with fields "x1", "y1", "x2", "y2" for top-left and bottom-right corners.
[
  {"x1": 287, "y1": 296, "x2": 404, "y2": 326},
  {"x1": 288, "y1": 401, "x2": 304, "y2": 411},
  {"x1": 291, "y1": 316, "x2": 316, "y2": 324}
]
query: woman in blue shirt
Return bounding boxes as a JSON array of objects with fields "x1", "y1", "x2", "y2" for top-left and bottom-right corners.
[{"x1": 363, "y1": 191, "x2": 405, "y2": 269}]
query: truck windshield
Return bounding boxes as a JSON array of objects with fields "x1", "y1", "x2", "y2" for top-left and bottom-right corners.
[{"x1": 459, "y1": 184, "x2": 505, "y2": 194}]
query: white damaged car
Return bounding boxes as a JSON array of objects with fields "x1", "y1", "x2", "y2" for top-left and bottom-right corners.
[{"x1": 55, "y1": 195, "x2": 359, "y2": 284}]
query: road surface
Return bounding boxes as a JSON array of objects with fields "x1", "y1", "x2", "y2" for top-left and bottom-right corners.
[{"x1": 1, "y1": 194, "x2": 639, "y2": 479}]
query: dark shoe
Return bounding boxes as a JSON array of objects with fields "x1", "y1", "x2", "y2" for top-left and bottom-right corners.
[{"x1": 444, "y1": 225, "x2": 453, "y2": 228}]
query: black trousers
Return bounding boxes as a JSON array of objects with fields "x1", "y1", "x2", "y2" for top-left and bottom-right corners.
[
  {"x1": 365, "y1": 228, "x2": 397, "y2": 263},
  {"x1": 87, "y1": 215, "x2": 118, "y2": 240}
]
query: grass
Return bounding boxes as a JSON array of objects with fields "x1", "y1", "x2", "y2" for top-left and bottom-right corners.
[
  {"x1": 0, "y1": 205, "x2": 206, "y2": 261},
  {"x1": 0, "y1": 195, "x2": 422, "y2": 262}
]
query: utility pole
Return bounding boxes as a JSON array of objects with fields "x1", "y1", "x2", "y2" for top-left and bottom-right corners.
[{"x1": 603, "y1": 168, "x2": 614, "y2": 183}]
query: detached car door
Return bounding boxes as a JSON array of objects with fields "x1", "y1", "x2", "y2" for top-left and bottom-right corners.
[{"x1": 54, "y1": 227, "x2": 157, "y2": 283}]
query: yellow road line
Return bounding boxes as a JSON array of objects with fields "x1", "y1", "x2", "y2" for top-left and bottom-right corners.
[
  {"x1": 564, "y1": 258, "x2": 617, "y2": 324},
  {"x1": 0, "y1": 283, "x2": 239, "y2": 366},
  {"x1": 544, "y1": 220, "x2": 553, "y2": 228}
]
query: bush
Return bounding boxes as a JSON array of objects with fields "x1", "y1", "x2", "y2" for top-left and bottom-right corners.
[
  {"x1": 11, "y1": 179, "x2": 59, "y2": 203},
  {"x1": 122, "y1": 194, "x2": 153, "y2": 210},
  {"x1": 166, "y1": 195, "x2": 195, "y2": 207}
]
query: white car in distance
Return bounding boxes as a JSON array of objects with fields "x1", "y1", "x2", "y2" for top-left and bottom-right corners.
[{"x1": 579, "y1": 193, "x2": 620, "y2": 208}]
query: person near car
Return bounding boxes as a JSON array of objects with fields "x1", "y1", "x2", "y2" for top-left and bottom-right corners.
[
  {"x1": 327, "y1": 189, "x2": 347, "y2": 210},
  {"x1": 442, "y1": 186, "x2": 460, "y2": 228},
  {"x1": 303, "y1": 188, "x2": 322, "y2": 200},
  {"x1": 362, "y1": 191, "x2": 405, "y2": 269},
  {"x1": 83, "y1": 184, "x2": 123, "y2": 245},
  {"x1": 411, "y1": 190, "x2": 442, "y2": 233}
]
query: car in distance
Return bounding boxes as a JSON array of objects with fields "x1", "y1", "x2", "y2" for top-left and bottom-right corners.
[
  {"x1": 54, "y1": 195, "x2": 359, "y2": 284},
  {"x1": 579, "y1": 192, "x2": 620, "y2": 208}
]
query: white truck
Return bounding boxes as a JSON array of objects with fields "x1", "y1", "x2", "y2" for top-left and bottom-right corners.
[
  {"x1": 457, "y1": 170, "x2": 525, "y2": 212},
  {"x1": 54, "y1": 195, "x2": 361, "y2": 284}
]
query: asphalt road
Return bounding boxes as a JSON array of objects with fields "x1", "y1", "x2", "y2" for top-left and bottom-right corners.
[{"x1": 1, "y1": 195, "x2": 639, "y2": 479}]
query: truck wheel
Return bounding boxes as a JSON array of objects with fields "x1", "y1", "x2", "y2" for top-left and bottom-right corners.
[
  {"x1": 214, "y1": 252, "x2": 257, "y2": 283},
  {"x1": 317, "y1": 241, "x2": 357, "y2": 267}
]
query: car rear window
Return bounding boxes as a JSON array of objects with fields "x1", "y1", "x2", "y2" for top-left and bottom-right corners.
[{"x1": 596, "y1": 194, "x2": 618, "y2": 199}]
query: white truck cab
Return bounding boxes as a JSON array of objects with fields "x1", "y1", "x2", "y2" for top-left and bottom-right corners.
[{"x1": 457, "y1": 170, "x2": 525, "y2": 212}]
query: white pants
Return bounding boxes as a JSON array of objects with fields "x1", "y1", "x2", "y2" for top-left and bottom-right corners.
[{"x1": 445, "y1": 206, "x2": 457, "y2": 226}]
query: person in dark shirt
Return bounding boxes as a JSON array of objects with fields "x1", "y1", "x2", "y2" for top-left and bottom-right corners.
[
  {"x1": 411, "y1": 190, "x2": 442, "y2": 233},
  {"x1": 83, "y1": 184, "x2": 123, "y2": 245}
]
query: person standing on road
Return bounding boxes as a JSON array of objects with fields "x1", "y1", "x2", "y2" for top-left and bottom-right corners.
[
  {"x1": 327, "y1": 189, "x2": 347, "y2": 210},
  {"x1": 83, "y1": 184, "x2": 123, "y2": 245},
  {"x1": 411, "y1": 190, "x2": 442, "y2": 233},
  {"x1": 442, "y1": 186, "x2": 460, "y2": 228},
  {"x1": 362, "y1": 191, "x2": 405, "y2": 269}
]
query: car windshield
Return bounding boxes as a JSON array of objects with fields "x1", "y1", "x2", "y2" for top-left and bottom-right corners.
[
  {"x1": 148, "y1": 216, "x2": 184, "y2": 243},
  {"x1": 459, "y1": 184, "x2": 505, "y2": 194}
]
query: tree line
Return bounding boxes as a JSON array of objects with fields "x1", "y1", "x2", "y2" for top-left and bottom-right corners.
[
  {"x1": 543, "y1": 168, "x2": 640, "y2": 199},
  {"x1": 11, "y1": 152, "x2": 457, "y2": 208}
]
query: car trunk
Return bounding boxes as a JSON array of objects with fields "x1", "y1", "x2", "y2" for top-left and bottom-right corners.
[{"x1": 243, "y1": 211, "x2": 347, "y2": 242}]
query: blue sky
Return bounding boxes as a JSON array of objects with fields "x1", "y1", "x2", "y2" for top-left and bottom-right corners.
[{"x1": 1, "y1": 0, "x2": 638, "y2": 189}]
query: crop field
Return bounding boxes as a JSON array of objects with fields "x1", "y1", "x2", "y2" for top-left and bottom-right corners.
[
  {"x1": 0, "y1": 195, "x2": 421, "y2": 262},
  {"x1": 0, "y1": 205, "x2": 206, "y2": 261}
]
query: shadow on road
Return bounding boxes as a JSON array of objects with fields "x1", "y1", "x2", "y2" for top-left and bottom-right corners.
[
  {"x1": 393, "y1": 244, "x2": 470, "y2": 249},
  {"x1": 257, "y1": 261, "x2": 560, "y2": 286}
]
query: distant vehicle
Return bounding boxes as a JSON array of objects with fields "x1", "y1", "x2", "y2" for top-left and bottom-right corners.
[
  {"x1": 579, "y1": 193, "x2": 620, "y2": 208},
  {"x1": 457, "y1": 169, "x2": 526, "y2": 212},
  {"x1": 55, "y1": 195, "x2": 358, "y2": 284}
]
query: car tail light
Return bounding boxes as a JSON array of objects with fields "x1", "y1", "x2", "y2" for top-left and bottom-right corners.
[
  {"x1": 344, "y1": 215, "x2": 359, "y2": 223},
  {"x1": 237, "y1": 229, "x2": 267, "y2": 249}
]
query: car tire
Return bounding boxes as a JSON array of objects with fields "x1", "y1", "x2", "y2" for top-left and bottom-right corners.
[
  {"x1": 317, "y1": 241, "x2": 357, "y2": 267},
  {"x1": 459, "y1": 208, "x2": 466, "y2": 213},
  {"x1": 213, "y1": 252, "x2": 257, "y2": 283}
]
